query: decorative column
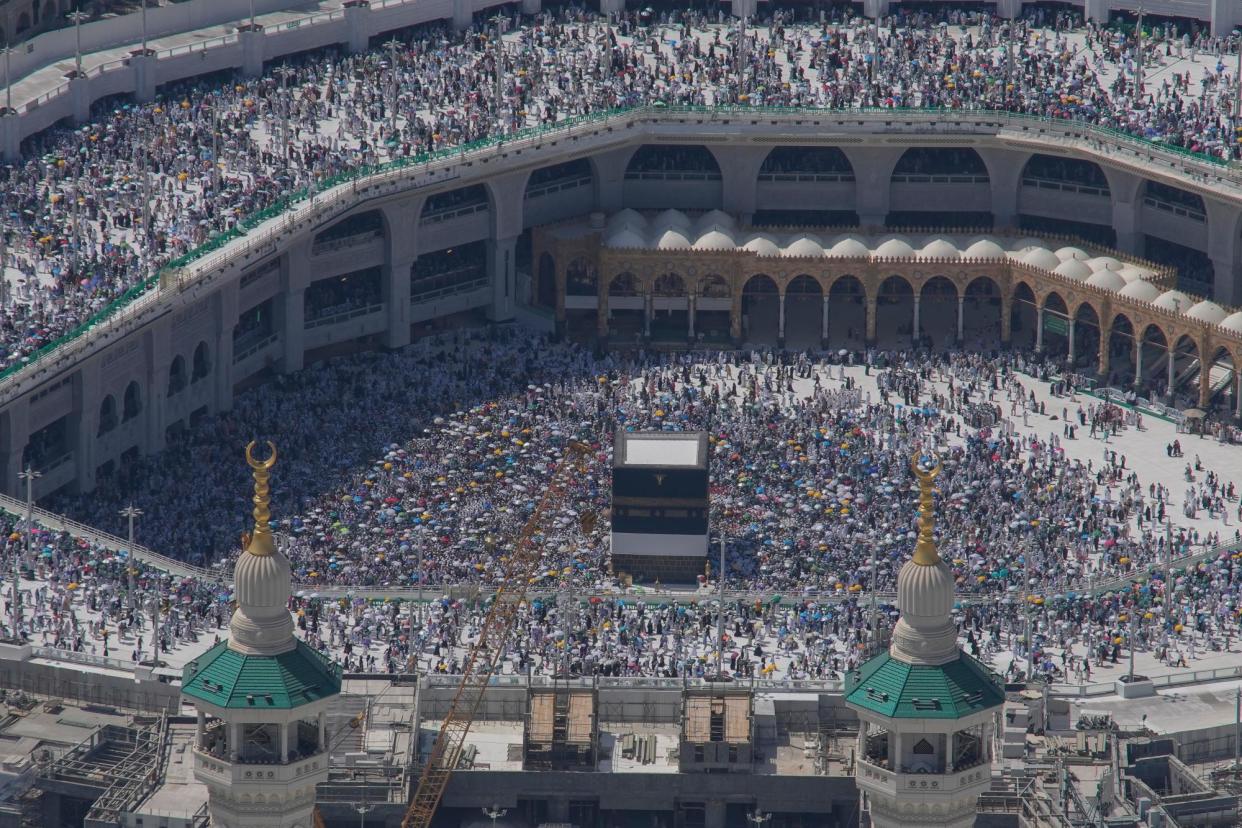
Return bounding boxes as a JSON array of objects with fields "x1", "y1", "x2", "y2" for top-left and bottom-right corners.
[
  {"x1": 956, "y1": 296, "x2": 965, "y2": 341},
  {"x1": 865, "y1": 293, "x2": 878, "y2": 345},
  {"x1": 730, "y1": 294, "x2": 743, "y2": 344},
  {"x1": 643, "y1": 293, "x2": 652, "y2": 338},
  {"x1": 1067, "y1": 317, "x2": 1076, "y2": 365},
  {"x1": 777, "y1": 290, "x2": 786, "y2": 347},
  {"x1": 912, "y1": 295, "x2": 921, "y2": 345},
  {"x1": 1097, "y1": 323, "x2": 1111, "y2": 378},
  {"x1": 1134, "y1": 338, "x2": 1144, "y2": 388},
  {"x1": 1000, "y1": 293, "x2": 1012, "y2": 345},
  {"x1": 1235, "y1": 368, "x2": 1241, "y2": 418},
  {"x1": 1035, "y1": 305, "x2": 1044, "y2": 352},
  {"x1": 688, "y1": 294, "x2": 697, "y2": 340},
  {"x1": 1167, "y1": 345, "x2": 1176, "y2": 399},
  {"x1": 821, "y1": 294, "x2": 830, "y2": 345},
  {"x1": 597, "y1": 285, "x2": 610, "y2": 342},
  {"x1": 1199, "y1": 351, "x2": 1212, "y2": 409}
]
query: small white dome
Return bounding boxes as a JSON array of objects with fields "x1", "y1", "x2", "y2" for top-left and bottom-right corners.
[
  {"x1": 1055, "y1": 246, "x2": 1090, "y2": 262},
  {"x1": 651, "y1": 209, "x2": 692, "y2": 232},
  {"x1": 1221, "y1": 312, "x2": 1242, "y2": 334},
  {"x1": 605, "y1": 228, "x2": 648, "y2": 249},
  {"x1": 1053, "y1": 259, "x2": 1092, "y2": 281},
  {"x1": 655, "y1": 229, "x2": 692, "y2": 250},
  {"x1": 1086, "y1": 270, "x2": 1126, "y2": 292},
  {"x1": 693, "y1": 229, "x2": 737, "y2": 251},
  {"x1": 1186, "y1": 300, "x2": 1228, "y2": 325},
  {"x1": 1020, "y1": 247, "x2": 1061, "y2": 271},
  {"x1": 606, "y1": 208, "x2": 647, "y2": 231},
  {"x1": 874, "y1": 238, "x2": 915, "y2": 259},
  {"x1": 783, "y1": 234, "x2": 824, "y2": 258},
  {"x1": 693, "y1": 210, "x2": 736, "y2": 233},
  {"x1": 230, "y1": 547, "x2": 296, "y2": 656},
  {"x1": 741, "y1": 234, "x2": 781, "y2": 257},
  {"x1": 827, "y1": 237, "x2": 871, "y2": 258},
  {"x1": 1154, "y1": 290, "x2": 1191, "y2": 312},
  {"x1": 963, "y1": 239, "x2": 1006, "y2": 259},
  {"x1": 1009, "y1": 237, "x2": 1047, "y2": 251},
  {"x1": 1087, "y1": 256, "x2": 1123, "y2": 272},
  {"x1": 1116, "y1": 266, "x2": 1147, "y2": 283},
  {"x1": 1119, "y1": 281, "x2": 1161, "y2": 302},
  {"x1": 920, "y1": 239, "x2": 960, "y2": 260}
]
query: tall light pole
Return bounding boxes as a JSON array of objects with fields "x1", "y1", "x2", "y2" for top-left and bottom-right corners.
[
  {"x1": 1133, "y1": 5, "x2": 1145, "y2": 105},
  {"x1": 140, "y1": 0, "x2": 148, "y2": 53},
  {"x1": 2, "y1": 44, "x2": 11, "y2": 114},
  {"x1": 67, "y1": 9, "x2": 88, "y2": 78},
  {"x1": 481, "y1": 805, "x2": 507, "y2": 827},
  {"x1": 275, "y1": 65, "x2": 295, "y2": 151},
  {"x1": 1234, "y1": 30, "x2": 1242, "y2": 121},
  {"x1": 490, "y1": 14, "x2": 506, "y2": 115},
  {"x1": 716, "y1": 536, "x2": 726, "y2": 678},
  {"x1": 14, "y1": 466, "x2": 40, "y2": 640},
  {"x1": 249, "y1": 0, "x2": 256, "y2": 29},
  {"x1": 119, "y1": 505, "x2": 142, "y2": 612},
  {"x1": 746, "y1": 812, "x2": 772, "y2": 828}
]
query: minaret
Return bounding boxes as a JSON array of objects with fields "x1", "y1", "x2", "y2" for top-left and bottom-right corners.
[
  {"x1": 182, "y1": 442, "x2": 342, "y2": 828},
  {"x1": 846, "y1": 454, "x2": 1004, "y2": 828}
]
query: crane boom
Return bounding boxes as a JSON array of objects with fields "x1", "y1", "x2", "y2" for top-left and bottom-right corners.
[{"x1": 402, "y1": 440, "x2": 590, "y2": 828}]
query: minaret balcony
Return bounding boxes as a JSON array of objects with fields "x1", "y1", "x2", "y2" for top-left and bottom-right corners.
[
  {"x1": 856, "y1": 756, "x2": 993, "y2": 801},
  {"x1": 193, "y1": 745, "x2": 329, "y2": 789}
]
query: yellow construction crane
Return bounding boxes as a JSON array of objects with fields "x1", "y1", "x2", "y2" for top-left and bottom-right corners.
[{"x1": 401, "y1": 440, "x2": 591, "y2": 828}]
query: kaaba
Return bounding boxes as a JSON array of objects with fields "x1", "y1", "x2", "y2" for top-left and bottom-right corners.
[{"x1": 611, "y1": 431, "x2": 709, "y2": 583}]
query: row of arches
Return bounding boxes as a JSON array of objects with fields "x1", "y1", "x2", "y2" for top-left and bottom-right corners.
[
  {"x1": 98, "y1": 342, "x2": 211, "y2": 437},
  {"x1": 97, "y1": 382, "x2": 143, "y2": 437},
  {"x1": 167, "y1": 342, "x2": 212, "y2": 398}
]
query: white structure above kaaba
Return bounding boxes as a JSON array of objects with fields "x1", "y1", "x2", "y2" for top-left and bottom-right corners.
[{"x1": 611, "y1": 431, "x2": 709, "y2": 583}]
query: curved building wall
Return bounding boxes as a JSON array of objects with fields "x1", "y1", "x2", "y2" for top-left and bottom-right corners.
[{"x1": 1, "y1": 110, "x2": 1242, "y2": 498}]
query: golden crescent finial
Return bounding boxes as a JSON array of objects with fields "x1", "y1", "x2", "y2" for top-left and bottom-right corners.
[
  {"x1": 245, "y1": 440, "x2": 278, "y2": 470},
  {"x1": 244, "y1": 441, "x2": 277, "y2": 557},
  {"x1": 911, "y1": 452, "x2": 942, "y2": 566}
]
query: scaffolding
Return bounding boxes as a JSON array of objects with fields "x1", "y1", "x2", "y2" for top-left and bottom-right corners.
[{"x1": 524, "y1": 679, "x2": 598, "y2": 770}]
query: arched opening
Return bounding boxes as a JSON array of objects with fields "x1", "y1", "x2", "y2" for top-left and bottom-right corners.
[
  {"x1": 1143, "y1": 235, "x2": 1215, "y2": 298},
  {"x1": 1106, "y1": 314, "x2": 1136, "y2": 390},
  {"x1": 1169, "y1": 335, "x2": 1201, "y2": 406},
  {"x1": 40, "y1": 0, "x2": 54, "y2": 23},
  {"x1": 1206, "y1": 347, "x2": 1237, "y2": 417},
  {"x1": 917, "y1": 276, "x2": 958, "y2": 349},
  {"x1": 167, "y1": 356, "x2": 187, "y2": 398},
  {"x1": 741, "y1": 274, "x2": 779, "y2": 345},
  {"x1": 311, "y1": 209, "x2": 384, "y2": 254},
  {"x1": 696, "y1": 275, "x2": 732, "y2": 344},
  {"x1": 827, "y1": 276, "x2": 866, "y2": 349},
  {"x1": 192, "y1": 342, "x2": 211, "y2": 383},
  {"x1": 889, "y1": 148, "x2": 991, "y2": 229},
  {"x1": 419, "y1": 184, "x2": 489, "y2": 224},
  {"x1": 1040, "y1": 292, "x2": 1070, "y2": 360},
  {"x1": 623, "y1": 144, "x2": 722, "y2": 209},
  {"x1": 122, "y1": 382, "x2": 142, "y2": 423},
  {"x1": 962, "y1": 276, "x2": 1002, "y2": 350},
  {"x1": 1021, "y1": 154, "x2": 1110, "y2": 194},
  {"x1": 1009, "y1": 282, "x2": 1038, "y2": 350},
  {"x1": 98, "y1": 396, "x2": 117, "y2": 437},
  {"x1": 1138, "y1": 325, "x2": 1169, "y2": 397},
  {"x1": 606, "y1": 273, "x2": 643, "y2": 341},
  {"x1": 564, "y1": 258, "x2": 598, "y2": 339},
  {"x1": 755, "y1": 146, "x2": 857, "y2": 227},
  {"x1": 536, "y1": 252, "x2": 557, "y2": 310},
  {"x1": 651, "y1": 273, "x2": 688, "y2": 341},
  {"x1": 16, "y1": 12, "x2": 30, "y2": 33},
  {"x1": 784, "y1": 275, "x2": 823, "y2": 350},
  {"x1": 1071, "y1": 302, "x2": 1101, "y2": 374},
  {"x1": 875, "y1": 275, "x2": 914, "y2": 350},
  {"x1": 525, "y1": 158, "x2": 594, "y2": 199}
]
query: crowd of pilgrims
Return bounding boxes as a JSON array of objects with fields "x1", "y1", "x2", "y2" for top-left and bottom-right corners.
[
  {"x1": 0, "y1": 327, "x2": 1220, "y2": 682},
  {"x1": 0, "y1": 4, "x2": 1241, "y2": 375}
]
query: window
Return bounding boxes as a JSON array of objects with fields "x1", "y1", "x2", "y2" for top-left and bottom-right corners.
[
  {"x1": 693, "y1": 745, "x2": 704, "y2": 762},
  {"x1": 913, "y1": 738, "x2": 935, "y2": 755},
  {"x1": 728, "y1": 745, "x2": 739, "y2": 763}
]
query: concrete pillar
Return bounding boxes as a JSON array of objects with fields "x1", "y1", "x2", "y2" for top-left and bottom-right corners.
[
  {"x1": 451, "y1": 0, "x2": 471, "y2": 31},
  {"x1": 1000, "y1": 294, "x2": 1012, "y2": 345},
  {"x1": 777, "y1": 291, "x2": 786, "y2": 347},
  {"x1": 1199, "y1": 356, "x2": 1212, "y2": 408},
  {"x1": 318, "y1": 711, "x2": 326, "y2": 752},
  {"x1": 730, "y1": 298, "x2": 742, "y2": 344},
  {"x1": 549, "y1": 798, "x2": 570, "y2": 823},
  {"x1": 343, "y1": 0, "x2": 370, "y2": 54},
  {"x1": 69, "y1": 76, "x2": 91, "y2": 125},
  {"x1": 228, "y1": 722, "x2": 241, "y2": 761},
  {"x1": 1235, "y1": 369, "x2": 1241, "y2": 417},
  {"x1": 688, "y1": 295, "x2": 696, "y2": 339},
  {"x1": 840, "y1": 147, "x2": 904, "y2": 228},
  {"x1": 912, "y1": 295, "x2": 920, "y2": 345},
  {"x1": 1067, "y1": 317, "x2": 1076, "y2": 365},
  {"x1": 487, "y1": 235, "x2": 518, "y2": 323},
  {"x1": 1, "y1": 403, "x2": 27, "y2": 498},
  {"x1": 713, "y1": 146, "x2": 766, "y2": 217},
  {"x1": 240, "y1": 28, "x2": 265, "y2": 78},
  {"x1": 73, "y1": 368, "x2": 99, "y2": 493},
  {"x1": 1211, "y1": 0, "x2": 1240, "y2": 37},
  {"x1": 282, "y1": 290, "x2": 305, "y2": 373},
  {"x1": 1134, "y1": 339, "x2": 1143, "y2": 387},
  {"x1": 1098, "y1": 324, "x2": 1111, "y2": 377},
  {"x1": 821, "y1": 295, "x2": 830, "y2": 345},
  {"x1": 597, "y1": 290, "x2": 610, "y2": 340},
  {"x1": 131, "y1": 53, "x2": 156, "y2": 104},
  {"x1": 1168, "y1": 346, "x2": 1176, "y2": 399},
  {"x1": 197, "y1": 709, "x2": 206, "y2": 746},
  {"x1": 591, "y1": 147, "x2": 632, "y2": 213},
  {"x1": 956, "y1": 296, "x2": 964, "y2": 341},
  {"x1": 1035, "y1": 305, "x2": 1044, "y2": 352},
  {"x1": 0, "y1": 114, "x2": 19, "y2": 164},
  {"x1": 643, "y1": 293, "x2": 652, "y2": 338},
  {"x1": 213, "y1": 285, "x2": 237, "y2": 414},
  {"x1": 1211, "y1": 257, "x2": 1237, "y2": 306},
  {"x1": 280, "y1": 722, "x2": 289, "y2": 763},
  {"x1": 977, "y1": 147, "x2": 1025, "y2": 230},
  {"x1": 1106, "y1": 170, "x2": 1143, "y2": 255},
  {"x1": 705, "y1": 800, "x2": 726, "y2": 828},
  {"x1": 865, "y1": 295, "x2": 877, "y2": 345},
  {"x1": 385, "y1": 260, "x2": 413, "y2": 349}
]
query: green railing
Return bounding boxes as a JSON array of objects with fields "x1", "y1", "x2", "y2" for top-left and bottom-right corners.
[{"x1": 1, "y1": 103, "x2": 1237, "y2": 389}]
